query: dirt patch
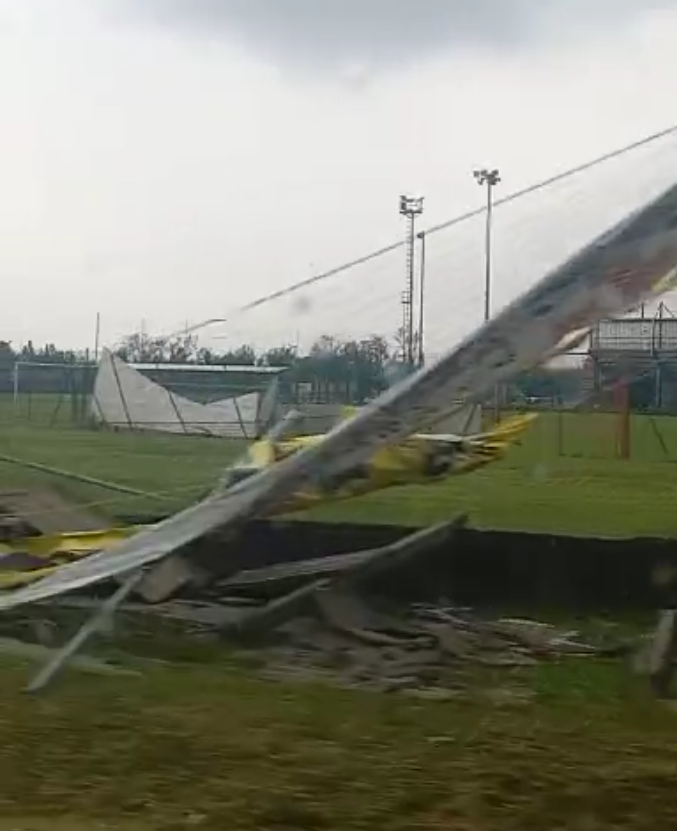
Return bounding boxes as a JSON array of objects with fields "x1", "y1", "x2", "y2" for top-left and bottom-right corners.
[{"x1": 0, "y1": 486, "x2": 108, "y2": 535}]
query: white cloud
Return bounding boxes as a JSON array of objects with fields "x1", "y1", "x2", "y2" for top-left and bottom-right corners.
[
  {"x1": 121, "y1": 0, "x2": 673, "y2": 69},
  {"x1": 0, "y1": 0, "x2": 675, "y2": 351}
]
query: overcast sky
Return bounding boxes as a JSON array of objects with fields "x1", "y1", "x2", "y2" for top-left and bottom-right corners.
[{"x1": 3, "y1": 0, "x2": 677, "y2": 354}]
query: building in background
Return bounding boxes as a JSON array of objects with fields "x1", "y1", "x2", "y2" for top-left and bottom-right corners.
[{"x1": 589, "y1": 304, "x2": 677, "y2": 410}]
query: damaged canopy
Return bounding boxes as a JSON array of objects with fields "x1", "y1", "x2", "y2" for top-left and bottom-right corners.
[
  {"x1": 3, "y1": 180, "x2": 677, "y2": 610},
  {"x1": 0, "y1": 414, "x2": 533, "y2": 592}
]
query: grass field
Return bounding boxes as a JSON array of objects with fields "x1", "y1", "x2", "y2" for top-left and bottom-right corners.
[
  {"x1": 1, "y1": 403, "x2": 677, "y2": 536},
  {"x1": 3, "y1": 400, "x2": 677, "y2": 829},
  {"x1": 2, "y1": 645, "x2": 677, "y2": 830}
]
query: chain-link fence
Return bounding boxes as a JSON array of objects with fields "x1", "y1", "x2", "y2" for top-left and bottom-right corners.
[
  {"x1": 495, "y1": 342, "x2": 677, "y2": 462},
  {"x1": 0, "y1": 362, "x2": 95, "y2": 427}
]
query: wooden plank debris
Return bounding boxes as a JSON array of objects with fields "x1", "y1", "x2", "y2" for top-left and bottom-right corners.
[
  {"x1": 221, "y1": 516, "x2": 467, "y2": 639},
  {"x1": 223, "y1": 515, "x2": 467, "y2": 592}
]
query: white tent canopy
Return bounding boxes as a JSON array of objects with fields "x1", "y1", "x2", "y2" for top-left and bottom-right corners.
[{"x1": 91, "y1": 350, "x2": 261, "y2": 438}]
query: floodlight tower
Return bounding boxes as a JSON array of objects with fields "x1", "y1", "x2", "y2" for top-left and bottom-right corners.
[
  {"x1": 473, "y1": 168, "x2": 501, "y2": 322},
  {"x1": 399, "y1": 194, "x2": 424, "y2": 365}
]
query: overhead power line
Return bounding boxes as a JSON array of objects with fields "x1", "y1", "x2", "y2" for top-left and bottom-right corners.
[{"x1": 173, "y1": 122, "x2": 677, "y2": 337}]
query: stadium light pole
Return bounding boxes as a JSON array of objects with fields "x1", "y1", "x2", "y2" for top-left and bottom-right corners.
[
  {"x1": 417, "y1": 230, "x2": 426, "y2": 366},
  {"x1": 473, "y1": 168, "x2": 501, "y2": 322},
  {"x1": 399, "y1": 194, "x2": 425, "y2": 366}
]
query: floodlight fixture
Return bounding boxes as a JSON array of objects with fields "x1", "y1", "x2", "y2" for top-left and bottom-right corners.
[{"x1": 399, "y1": 194, "x2": 425, "y2": 216}]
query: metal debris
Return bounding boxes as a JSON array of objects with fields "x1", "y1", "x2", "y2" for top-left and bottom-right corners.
[
  {"x1": 208, "y1": 515, "x2": 617, "y2": 693},
  {"x1": 2, "y1": 511, "x2": 629, "y2": 695},
  {"x1": 233, "y1": 588, "x2": 610, "y2": 692},
  {"x1": 634, "y1": 609, "x2": 677, "y2": 698}
]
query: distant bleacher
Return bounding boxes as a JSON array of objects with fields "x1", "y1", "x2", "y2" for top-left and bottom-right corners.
[{"x1": 589, "y1": 311, "x2": 677, "y2": 409}]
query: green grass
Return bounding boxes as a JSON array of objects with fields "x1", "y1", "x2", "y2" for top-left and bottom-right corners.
[
  {"x1": 1, "y1": 405, "x2": 677, "y2": 536},
  {"x1": 1, "y1": 653, "x2": 677, "y2": 830},
  {"x1": 306, "y1": 410, "x2": 677, "y2": 535},
  {"x1": 0, "y1": 421, "x2": 241, "y2": 519},
  {"x1": 2, "y1": 401, "x2": 677, "y2": 829}
]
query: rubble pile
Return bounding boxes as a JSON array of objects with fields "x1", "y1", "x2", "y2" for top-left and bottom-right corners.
[
  {"x1": 226, "y1": 587, "x2": 616, "y2": 693},
  {"x1": 0, "y1": 514, "x2": 632, "y2": 694},
  {"x1": 38, "y1": 584, "x2": 617, "y2": 695}
]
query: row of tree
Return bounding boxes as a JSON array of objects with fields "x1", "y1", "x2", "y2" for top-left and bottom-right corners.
[
  {"x1": 1, "y1": 331, "x2": 625, "y2": 408},
  {"x1": 0, "y1": 339, "x2": 84, "y2": 368},
  {"x1": 0, "y1": 331, "x2": 404, "y2": 403},
  {"x1": 0, "y1": 331, "x2": 397, "y2": 368},
  {"x1": 113, "y1": 332, "x2": 397, "y2": 403}
]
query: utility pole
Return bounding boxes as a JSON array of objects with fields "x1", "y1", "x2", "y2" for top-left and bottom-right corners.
[
  {"x1": 93, "y1": 312, "x2": 101, "y2": 363},
  {"x1": 473, "y1": 168, "x2": 501, "y2": 322},
  {"x1": 399, "y1": 194, "x2": 424, "y2": 365},
  {"x1": 417, "y1": 231, "x2": 426, "y2": 366}
]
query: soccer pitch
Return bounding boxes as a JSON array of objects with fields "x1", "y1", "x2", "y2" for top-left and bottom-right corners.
[{"x1": 0, "y1": 410, "x2": 676, "y2": 537}]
